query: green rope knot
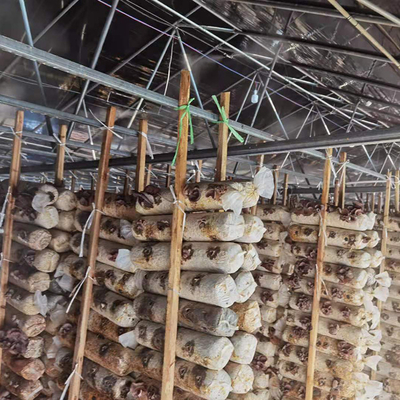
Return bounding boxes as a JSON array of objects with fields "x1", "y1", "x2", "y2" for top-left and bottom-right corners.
[
  {"x1": 172, "y1": 98, "x2": 195, "y2": 166},
  {"x1": 212, "y1": 95, "x2": 244, "y2": 143}
]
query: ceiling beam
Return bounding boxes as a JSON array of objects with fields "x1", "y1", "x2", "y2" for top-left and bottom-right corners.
[{"x1": 226, "y1": 0, "x2": 400, "y2": 27}]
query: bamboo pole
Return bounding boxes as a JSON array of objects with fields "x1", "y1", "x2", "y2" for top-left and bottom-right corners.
[
  {"x1": 282, "y1": 173, "x2": 289, "y2": 206},
  {"x1": 195, "y1": 160, "x2": 203, "y2": 183},
  {"x1": 68, "y1": 106, "x2": 116, "y2": 400},
  {"x1": 338, "y1": 152, "x2": 347, "y2": 208},
  {"x1": 395, "y1": 170, "x2": 399, "y2": 213},
  {"x1": 272, "y1": 165, "x2": 280, "y2": 205},
  {"x1": 371, "y1": 193, "x2": 376, "y2": 213},
  {"x1": 145, "y1": 165, "x2": 152, "y2": 187},
  {"x1": 371, "y1": 170, "x2": 391, "y2": 380},
  {"x1": 215, "y1": 92, "x2": 230, "y2": 182},
  {"x1": 305, "y1": 148, "x2": 333, "y2": 400},
  {"x1": 70, "y1": 174, "x2": 76, "y2": 192},
  {"x1": 54, "y1": 125, "x2": 67, "y2": 187},
  {"x1": 165, "y1": 164, "x2": 172, "y2": 188},
  {"x1": 333, "y1": 178, "x2": 340, "y2": 206},
  {"x1": 123, "y1": 170, "x2": 130, "y2": 196},
  {"x1": 161, "y1": 71, "x2": 191, "y2": 400},
  {"x1": 0, "y1": 111, "x2": 24, "y2": 375},
  {"x1": 135, "y1": 119, "x2": 148, "y2": 192}
]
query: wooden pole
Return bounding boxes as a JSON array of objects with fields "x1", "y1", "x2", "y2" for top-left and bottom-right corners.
[
  {"x1": 215, "y1": 92, "x2": 230, "y2": 182},
  {"x1": 165, "y1": 164, "x2": 172, "y2": 188},
  {"x1": 251, "y1": 153, "x2": 265, "y2": 215},
  {"x1": 371, "y1": 171, "x2": 391, "y2": 380},
  {"x1": 135, "y1": 119, "x2": 148, "y2": 192},
  {"x1": 54, "y1": 125, "x2": 67, "y2": 187},
  {"x1": 395, "y1": 170, "x2": 400, "y2": 213},
  {"x1": 371, "y1": 193, "x2": 375, "y2": 213},
  {"x1": 305, "y1": 148, "x2": 333, "y2": 400},
  {"x1": 272, "y1": 165, "x2": 280, "y2": 205},
  {"x1": 282, "y1": 173, "x2": 289, "y2": 206},
  {"x1": 145, "y1": 165, "x2": 152, "y2": 187},
  {"x1": 195, "y1": 160, "x2": 203, "y2": 183},
  {"x1": 333, "y1": 179, "x2": 340, "y2": 206},
  {"x1": 68, "y1": 106, "x2": 116, "y2": 400},
  {"x1": 161, "y1": 71, "x2": 191, "y2": 400},
  {"x1": 70, "y1": 174, "x2": 76, "y2": 192},
  {"x1": 123, "y1": 170, "x2": 130, "y2": 196},
  {"x1": 90, "y1": 177, "x2": 95, "y2": 191},
  {"x1": 338, "y1": 152, "x2": 347, "y2": 208},
  {"x1": 0, "y1": 111, "x2": 23, "y2": 375}
]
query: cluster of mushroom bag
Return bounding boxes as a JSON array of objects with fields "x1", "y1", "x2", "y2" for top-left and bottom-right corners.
[
  {"x1": 375, "y1": 214, "x2": 400, "y2": 400},
  {"x1": 276, "y1": 200, "x2": 389, "y2": 400},
  {"x1": 0, "y1": 167, "x2": 275, "y2": 400}
]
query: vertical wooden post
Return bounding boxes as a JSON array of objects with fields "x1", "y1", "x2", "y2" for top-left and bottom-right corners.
[
  {"x1": 215, "y1": 92, "x2": 230, "y2": 182},
  {"x1": 70, "y1": 174, "x2": 76, "y2": 192},
  {"x1": 371, "y1": 171, "x2": 391, "y2": 380},
  {"x1": 371, "y1": 193, "x2": 375, "y2": 213},
  {"x1": 338, "y1": 152, "x2": 347, "y2": 208},
  {"x1": 135, "y1": 119, "x2": 148, "y2": 192},
  {"x1": 333, "y1": 179, "x2": 340, "y2": 206},
  {"x1": 282, "y1": 173, "x2": 289, "y2": 207},
  {"x1": 90, "y1": 177, "x2": 95, "y2": 191},
  {"x1": 272, "y1": 165, "x2": 280, "y2": 205},
  {"x1": 68, "y1": 107, "x2": 116, "y2": 400},
  {"x1": 123, "y1": 170, "x2": 130, "y2": 196},
  {"x1": 195, "y1": 160, "x2": 203, "y2": 183},
  {"x1": 251, "y1": 153, "x2": 265, "y2": 215},
  {"x1": 378, "y1": 192, "x2": 383, "y2": 213},
  {"x1": 0, "y1": 111, "x2": 23, "y2": 374},
  {"x1": 305, "y1": 148, "x2": 332, "y2": 400},
  {"x1": 395, "y1": 170, "x2": 399, "y2": 213},
  {"x1": 366, "y1": 193, "x2": 370, "y2": 211},
  {"x1": 54, "y1": 125, "x2": 67, "y2": 187},
  {"x1": 161, "y1": 71, "x2": 191, "y2": 400},
  {"x1": 165, "y1": 165, "x2": 172, "y2": 188},
  {"x1": 145, "y1": 165, "x2": 152, "y2": 187}
]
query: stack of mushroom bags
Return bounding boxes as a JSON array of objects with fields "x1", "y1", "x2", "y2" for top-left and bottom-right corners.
[
  {"x1": 274, "y1": 200, "x2": 388, "y2": 400},
  {"x1": 53, "y1": 188, "x2": 178, "y2": 400},
  {"x1": 253, "y1": 200, "x2": 295, "y2": 399},
  {"x1": 0, "y1": 181, "x2": 78, "y2": 399},
  {"x1": 374, "y1": 211, "x2": 400, "y2": 400},
  {"x1": 128, "y1": 167, "x2": 273, "y2": 400}
]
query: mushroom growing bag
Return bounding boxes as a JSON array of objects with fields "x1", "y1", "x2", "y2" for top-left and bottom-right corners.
[
  {"x1": 135, "y1": 167, "x2": 273, "y2": 216},
  {"x1": 130, "y1": 241, "x2": 245, "y2": 273},
  {"x1": 132, "y1": 212, "x2": 245, "y2": 242},
  {"x1": 134, "y1": 270, "x2": 239, "y2": 307}
]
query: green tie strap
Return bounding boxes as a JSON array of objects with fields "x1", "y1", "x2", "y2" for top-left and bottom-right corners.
[
  {"x1": 212, "y1": 95, "x2": 244, "y2": 143},
  {"x1": 172, "y1": 98, "x2": 195, "y2": 166}
]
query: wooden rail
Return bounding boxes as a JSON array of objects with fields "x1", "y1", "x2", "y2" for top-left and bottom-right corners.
[
  {"x1": 54, "y1": 125, "x2": 67, "y2": 187},
  {"x1": 0, "y1": 110, "x2": 24, "y2": 374},
  {"x1": 161, "y1": 71, "x2": 191, "y2": 400},
  {"x1": 68, "y1": 106, "x2": 116, "y2": 400},
  {"x1": 283, "y1": 173, "x2": 289, "y2": 206},
  {"x1": 338, "y1": 152, "x2": 347, "y2": 208},
  {"x1": 135, "y1": 119, "x2": 148, "y2": 192},
  {"x1": 305, "y1": 148, "x2": 332, "y2": 400},
  {"x1": 215, "y1": 92, "x2": 230, "y2": 182}
]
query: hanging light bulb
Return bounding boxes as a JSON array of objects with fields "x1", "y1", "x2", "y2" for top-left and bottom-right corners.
[{"x1": 251, "y1": 88, "x2": 259, "y2": 104}]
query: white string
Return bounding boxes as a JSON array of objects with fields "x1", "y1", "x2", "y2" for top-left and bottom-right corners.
[
  {"x1": 52, "y1": 133, "x2": 75, "y2": 162},
  {"x1": 316, "y1": 181, "x2": 322, "y2": 190},
  {"x1": 89, "y1": 173, "x2": 97, "y2": 183},
  {"x1": 66, "y1": 266, "x2": 93, "y2": 314},
  {"x1": 79, "y1": 203, "x2": 104, "y2": 257},
  {"x1": 146, "y1": 167, "x2": 158, "y2": 179},
  {"x1": 169, "y1": 184, "x2": 186, "y2": 234},
  {"x1": 325, "y1": 151, "x2": 337, "y2": 180},
  {"x1": 139, "y1": 131, "x2": 154, "y2": 159},
  {"x1": 318, "y1": 209, "x2": 328, "y2": 243},
  {"x1": 59, "y1": 363, "x2": 83, "y2": 400},
  {"x1": 0, "y1": 187, "x2": 11, "y2": 227},
  {"x1": 194, "y1": 161, "x2": 205, "y2": 178},
  {"x1": 0, "y1": 252, "x2": 13, "y2": 270},
  {"x1": 89, "y1": 109, "x2": 123, "y2": 139},
  {"x1": 315, "y1": 263, "x2": 329, "y2": 299}
]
